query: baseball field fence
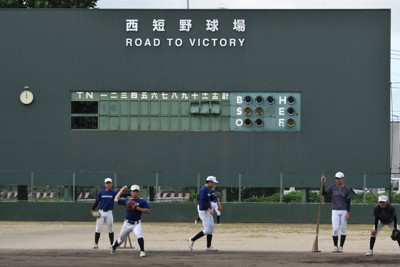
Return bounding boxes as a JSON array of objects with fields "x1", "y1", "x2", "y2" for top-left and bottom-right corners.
[{"x1": 0, "y1": 170, "x2": 398, "y2": 204}]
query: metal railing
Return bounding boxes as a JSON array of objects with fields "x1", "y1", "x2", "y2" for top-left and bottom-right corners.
[{"x1": 0, "y1": 170, "x2": 398, "y2": 204}]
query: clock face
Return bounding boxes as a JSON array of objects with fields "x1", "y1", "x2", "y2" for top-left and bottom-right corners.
[{"x1": 20, "y1": 90, "x2": 34, "y2": 105}]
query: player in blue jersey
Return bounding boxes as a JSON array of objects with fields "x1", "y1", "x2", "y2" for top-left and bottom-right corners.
[
  {"x1": 91, "y1": 178, "x2": 118, "y2": 249},
  {"x1": 195, "y1": 187, "x2": 222, "y2": 225},
  {"x1": 110, "y1": 184, "x2": 151, "y2": 257},
  {"x1": 189, "y1": 176, "x2": 219, "y2": 251}
]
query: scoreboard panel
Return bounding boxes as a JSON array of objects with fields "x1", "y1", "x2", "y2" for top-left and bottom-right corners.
[
  {"x1": 71, "y1": 91, "x2": 301, "y2": 132},
  {"x1": 230, "y1": 92, "x2": 301, "y2": 131}
]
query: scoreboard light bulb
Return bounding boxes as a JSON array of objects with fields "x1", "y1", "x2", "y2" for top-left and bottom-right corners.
[
  {"x1": 287, "y1": 96, "x2": 295, "y2": 104},
  {"x1": 244, "y1": 118, "x2": 252, "y2": 127},
  {"x1": 266, "y1": 96, "x2": 275, "y2": 104},
  {"x1": 255, "y1": 96, "x2": 263, "y2": 104},
  {"x1": 255, "y1": 107, "x2": 264, "y2": 116},
  {"x1": 287, "y1": 107, "x2": 295, "y2": 116},
  {"x1": 255, "y1": 118, "x2": 264, "y2": 127},
  {"x1": 244, "y1": 107, "x2": 252, "y2": 116},
  {"x1": 287, "y1": 118, "x2": 295, "y2": 127},
  {"x1": 244, "y1": 95, "x2": 252, "y2": 104}
]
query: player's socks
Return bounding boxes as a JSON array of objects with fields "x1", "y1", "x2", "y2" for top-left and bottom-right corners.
[
  {"x1": 340, "y1": 235, "x2": 346, "y2": 247},
  {"x1": 112, "y1": 240, "x2": 122, "y2": 250},
  {"x1": 95, "y1": 232, "x2": 100, "y2": 244},
  {"x1": 138, "y1": 237, "x2": 145, "y2": 251},
  {"x1": 109, "y1": 232, "x2": 114, "y2": 245},
  {"x1": 370, "y1": 236, "x2": 376, "y2": 250},
  {"x1": 192, "y1": 231, "x2": 205, "y2": 242},
  {"x1": 206, "y1": 234, "x2": 212, "y2": 247},
  {"x1": 332, "y1": 236, "x2": 338, "y2": 246},
  {"x1": 217, "y1": 216, "x2": 220, "y2": 224}
]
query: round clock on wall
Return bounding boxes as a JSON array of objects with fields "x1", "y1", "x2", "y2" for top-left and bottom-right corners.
[{"x1": 19, "y1": 89, "x2": 34, "y2": 105}]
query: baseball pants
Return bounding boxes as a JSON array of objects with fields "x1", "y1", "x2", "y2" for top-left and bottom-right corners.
[
  {"x1": 371, "y1": 221, "x2": 395, "y2": 237},
  {"x1": 95, "y1": 210, "x2": 114, "y2": 233},
  {"x1": 211, "y1": 202, "x2": 221, "y2": 216},
  {"x1": 116, "y1": 220, "x2": 143, "y2": 243},
  {"x1": 199, "y1": 210, "x2": 214, "y2": 235},
  {"x1": 331, "y1": 209, "x2": 347, "y2": 236}
]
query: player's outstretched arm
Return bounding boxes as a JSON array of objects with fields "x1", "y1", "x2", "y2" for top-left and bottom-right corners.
[
  {"x1": 114, "y1": 185, "x2": 128, "y2": 202},
  {"x1": 137, "y1": 207, "x2": 151, "y2": 214}
]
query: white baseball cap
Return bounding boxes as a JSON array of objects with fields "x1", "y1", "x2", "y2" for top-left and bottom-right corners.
[
  {"x1": 206, "y1": 176, "x2": 218, "y2": 183},
  {"x1": 130, "y1": 185, "x2": 140, "y2": 191},
  {"x1": 378, "y1": 195, "x2": 388, "y2": 202},
  {"x1": 104, "y1": 178, "x2": 112, "y2": 183},
  {"x1": 335, "y1": 172, "x2": 345, "y2": 179}
]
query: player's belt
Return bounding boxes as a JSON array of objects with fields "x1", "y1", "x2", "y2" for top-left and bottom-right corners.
[
  {"x1": 100, "y1": 209, "x2": 109, "y2": 212},
  {"x1": 126, "y1": 220, "x2": 141, "y2": 225}
]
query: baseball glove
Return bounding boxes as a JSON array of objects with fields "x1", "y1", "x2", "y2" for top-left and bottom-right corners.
[
  {"x1": 214, "y1": 192, "x2": 222, "y2": 198},
  {"x1": 91, "y1": 210, "x2": 101, "y2": 218},
  {"x1": 391, "y1": 229, "x2": 400, "y2": 241},
  {"x1": 126, "y1": 199, "x2": 137, "y2": 211},
  {"x1": 218, "y1": 205, "x2": 223, "y2": 211}
]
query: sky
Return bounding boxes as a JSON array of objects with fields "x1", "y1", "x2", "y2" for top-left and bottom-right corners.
[{"x1": 96, "y1": 0, "x2": 400, "y2": 119}]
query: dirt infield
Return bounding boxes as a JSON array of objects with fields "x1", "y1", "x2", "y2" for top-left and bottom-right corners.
[
  {"x1": 1, "y1": 250, "x2": 400, "y2": 267},
  {"x1": 0, "y1": 222, "x2": 400, "y2": 266}
]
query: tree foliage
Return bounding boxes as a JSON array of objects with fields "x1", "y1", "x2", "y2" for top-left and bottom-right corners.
[{"x1": 0, "y1": 0, "x2": 98, "y2": 8}]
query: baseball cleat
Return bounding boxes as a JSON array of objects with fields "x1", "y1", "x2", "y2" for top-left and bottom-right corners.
[
  {"x1": 110, "y1": 246, "x2": 116, "y2": 255},
  {"x1": 366, "y1": 250, "x2": 373, "y2": 256},
  {"x1": 188, "y1": 239, "x2": 194, "y2": 251},
  {"x1": 337, "y1": 246, "x2": 343, "y2": 253},
  {"x1": 93, "y1": 244, "x2": 98, "y2": 249},
  {"x1": 206, "y1": 246, "x2": 218, "y2": 251},
  {"x1": 332, "y1": 246, "x2": 338, "y2": 252},
  {"x1": 140, "y1": 251, "x2": 146, "y2": 257}
]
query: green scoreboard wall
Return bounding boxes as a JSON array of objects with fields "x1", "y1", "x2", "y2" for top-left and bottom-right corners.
[{"x1": 0, "y1": 9, "x2": 390, "y2": 187}]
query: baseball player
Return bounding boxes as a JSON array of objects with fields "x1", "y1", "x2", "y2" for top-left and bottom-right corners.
[
  {"x1": 91, "y1": 177, "x2": 117, "y2": 249},
  {"x1": 321, "y1": 172, "x2": 351, "y2": 253},
  {"x1": 366, "y1": 195, "x2": 400, "y2": 256},
  {"x1": 195, "y1": 187, "x2": 222, "y2": 225},
  {"x1": 189, "y1": 176, "x2": 219, "y2": 251},
  {"x1": 110, "y1": 184, "x2": 151, "y2": 257},
  {"x1": 210, "y1": 187, "x2": 222, "y2": 225}
]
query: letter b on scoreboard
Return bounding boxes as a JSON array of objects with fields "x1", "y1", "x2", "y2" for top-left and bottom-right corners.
[{"x1": 230, "y1": 92, "x2": 301, "y2": 132}]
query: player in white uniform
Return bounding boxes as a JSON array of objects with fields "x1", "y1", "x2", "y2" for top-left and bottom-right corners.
[
  {"x1": 189, "y1": 176, "x2": 219, "y2": 251},
  {"x1": 210, "y1": 187, "x2": 222, "y2": 225},
  {"x1": 91, "y1": 178, "x2": 117, "y2": 249},
  {"x1": 321, "y1": 172, "x2": 351, "y2": 253}
]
